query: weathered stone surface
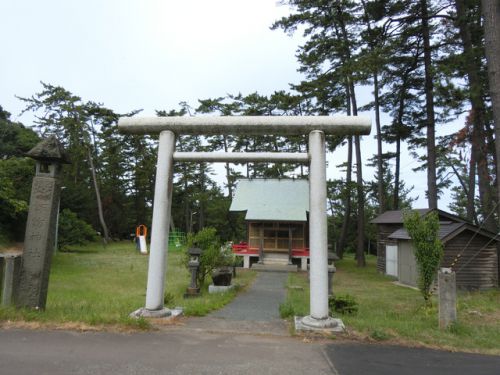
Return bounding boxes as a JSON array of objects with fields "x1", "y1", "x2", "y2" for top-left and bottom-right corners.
[
  {"x1": 129, "y1": 307, "x2": 183, "y2": 319},
  {"x1": 25, "y1": 135, "x2": 70, "y2": 163},
  {"x1": 16, "y1": 176, "x2": 61, "y2": 309},
  {"x1": 295, "y1": 316, "x2": 345, "y2": 333},
  {"x1": 1, "y1": 254, "x2": 22, "y2": 306},
  {"x1": 438, "y1": 268, "x2": 457, "y2": 329},
  {"x1": 212, "y1": 269, "x2": 232, "y2": 286},
  {"x1": 208, "y1": 284, "x2": 235, "y2": 294}
]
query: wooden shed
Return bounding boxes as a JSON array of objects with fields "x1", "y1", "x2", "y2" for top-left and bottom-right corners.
[
  {"x1": 371, "y1": 209, "x2": 499, "y2": 289},
  {"x1": 230, "y1": 179, "x2": 310, "y2": 269}
]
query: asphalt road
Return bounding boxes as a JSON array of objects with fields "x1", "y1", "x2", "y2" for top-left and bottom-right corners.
[
  {"x1": 325, "y1": 342, "x2": 500, "y2": 375},
  {"x1": 1, "y1": 329, "x2": 500, "y2": 375},
  {"x1": 0, "y1": 329, "x2": 332, "y2": 375}
]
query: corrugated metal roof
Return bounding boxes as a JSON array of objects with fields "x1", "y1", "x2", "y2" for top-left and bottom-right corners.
[
  {"x1": 370, "y1": 209, "x2": 431, "y2": 224},
  {"x1": 388, "y1": 222, "x2": 466, "y2": 242},
  {"x1": 230, "y1": 179, "x2": 309, "y2": 221},
  {"x1": 388, "y1": 221, "x2": 499, "y2": 242}
]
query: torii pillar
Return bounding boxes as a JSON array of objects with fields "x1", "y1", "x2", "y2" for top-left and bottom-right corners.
[{"x1": 119, "y1": 116, "x2": 371, "y2": 328}]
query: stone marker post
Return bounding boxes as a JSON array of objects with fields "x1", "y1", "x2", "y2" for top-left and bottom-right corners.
[
  {"x1": 16, "y1": 136, "x2": 69, "y2": 310},
  {"x1": 438, "y1": 268, "x2": 457, "y2": 329},
  {"x1": 1, "y1": 254, "x2": 22, "y2": 306}
]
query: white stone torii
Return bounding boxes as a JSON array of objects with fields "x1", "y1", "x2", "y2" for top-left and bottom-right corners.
[{"x1": 118, "y1": 115, "x2": 371, "y2": 329}]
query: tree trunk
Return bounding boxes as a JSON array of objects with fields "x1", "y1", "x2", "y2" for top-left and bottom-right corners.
[
  {"x1": 336, "y1": 6, "x2": 365, "y2": 266},
  {"x1": 373, "y1": 72, "x2": 385, "y2": 213},
  {"x1": 87, "y1": 148, "x2": 110, "y2": 243},
  {"x1": 456, "y1": 0, "x2": 496, "y2": 230},
  {"x1": 394, "y1": 136, "x2": 401, "y2": 210},
  {"x1": 223, "y1": 135, "x2": 232, "y2": 197},
  {"x1": 467, "y1": 145, "x2": 477, "y2": 224},
  {"x1": 337, "y1": 136, "x2": 352, "y2": 259},
  {"x1": 348, "y1": 78, "x2": 366, "y2": 267},
  {"x1": 360, "y1": 0, "x2": 384, "y2": 213},
  {"x1": 394, "y1": 70, "x2": 410, "y2": 210},
  {"x1": 482, "y1": 0, "x2": 500, "y2": 231},
  {"x1": 355, "y1": 135, "x2": 366, "y2": 267},
  {"x1": 421, "y1": 0, "x2": 438, "y2": 209}
]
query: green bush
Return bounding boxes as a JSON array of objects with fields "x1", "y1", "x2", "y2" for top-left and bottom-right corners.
[
  {"x1": 403, "y1": 211, "x2": 444, "y2": 305},
  {"x1": 279, "y1": 302, "x2": 296, "y2": 318},
  {"x1": 58, "y1": 209, "x2": 98, "y2": 250},
  {"x1": 186, "y1": 227, "x2": 234, "y2": 287},
  {"x1": 370, "y1": 329, "x2": 391, "y2": 341},
  {"x1": 329, "y1": 293, "x2": 359, "y2": 315}
]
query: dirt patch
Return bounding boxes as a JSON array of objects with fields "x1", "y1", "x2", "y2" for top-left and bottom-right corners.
[{"x1": 0, "y1": 315, "x2": 185, "y2": 334}]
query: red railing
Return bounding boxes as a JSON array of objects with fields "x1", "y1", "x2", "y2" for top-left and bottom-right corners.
[
  {"x1": 232, "y1": 243, "x2": 309, "y2": 257},
  {"x1": 232, "y1": 243, "x2": 259, "y2": 255}
]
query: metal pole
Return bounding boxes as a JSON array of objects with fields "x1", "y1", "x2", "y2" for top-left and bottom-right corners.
[
  {"x1": 145, "y1": 130, "x2": 175, "y2": 311},
  {"x1": 54, "y1": 198, "x2": 61, "y2": 254},
  {"x1": 54, "y1": 186, "x2": 65, "y2": 254},
  {"x1": 308, "y1": 130, "x2": 329, "y2": 320}
]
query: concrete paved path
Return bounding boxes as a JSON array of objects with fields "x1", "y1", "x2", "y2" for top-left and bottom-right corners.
[
  {"x1": 210, "y1": 272, "x2": 287, "y2": 320},
  {"x1": 186, "y1": 272, "x2": 289, "y2": 335}
]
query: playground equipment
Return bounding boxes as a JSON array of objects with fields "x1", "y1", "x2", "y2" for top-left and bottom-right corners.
[{"x1": 136, "y1": 225, "x2": 148, "y2": 254}]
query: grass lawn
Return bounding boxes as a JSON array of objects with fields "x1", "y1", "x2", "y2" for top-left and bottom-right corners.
[
  {"x1": 283, "y1": 254, "x2": 500, "y2": 355},
  {"x1": 0, "y1": 241, "x2": 256, "y2": 329}
]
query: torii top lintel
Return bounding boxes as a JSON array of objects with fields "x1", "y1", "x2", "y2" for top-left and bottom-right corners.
[{"x1": 118, "y1": 115, "x2": 371, "y2": 136}]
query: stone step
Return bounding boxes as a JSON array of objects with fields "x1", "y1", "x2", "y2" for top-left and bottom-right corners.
[
  {"x1": 264, "y1": 260, "x2": 290, "y2": 266},
  {"x1": 263, "y1": 253, "x2": 289, "y2": 265},
  {"x1": 251, "y1": 263, "x2": 298, "y2": 273}
]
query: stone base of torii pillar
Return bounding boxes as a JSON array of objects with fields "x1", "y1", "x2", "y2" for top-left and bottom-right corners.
[{"x1": 295, "y1": 315, "x2": 345, "y2": 333}]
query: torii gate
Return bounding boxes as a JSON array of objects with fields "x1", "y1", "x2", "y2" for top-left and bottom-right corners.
[{"x1": 118, "y1": 115, "x2": 371, "y2": 330}]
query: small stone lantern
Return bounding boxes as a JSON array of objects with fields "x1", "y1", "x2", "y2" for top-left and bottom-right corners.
[
  {"x1": 184, "y1": 247, "x2": 202, "y2": 298},
  {"x1": 328, "y1": 265, "x2": 336, "y2": 296}
]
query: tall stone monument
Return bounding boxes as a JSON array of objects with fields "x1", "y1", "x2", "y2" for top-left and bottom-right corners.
[{"x1": 16, "y1": 135, "x2": 69, "y2": 309}]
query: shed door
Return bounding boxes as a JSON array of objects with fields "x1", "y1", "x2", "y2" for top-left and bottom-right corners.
[
  {"x1": 398, "y1": 242, "x2": 418, "y2": 287},
  {"x1": 385, "y1": 245, "x2": 398, "y2": 277}
]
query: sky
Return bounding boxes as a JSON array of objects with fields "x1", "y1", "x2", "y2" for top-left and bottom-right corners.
[{"x1": 0, "y1": 0, "x2": 463, "y2": 210}]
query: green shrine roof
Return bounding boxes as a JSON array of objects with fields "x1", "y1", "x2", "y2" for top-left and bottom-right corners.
[{"x1": 230, "y1": 179, "x2": 309, "y2": 222}]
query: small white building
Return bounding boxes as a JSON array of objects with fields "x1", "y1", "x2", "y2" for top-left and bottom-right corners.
[{"x1": 372, "y1": 209, "x2": 499, "y2": 289}]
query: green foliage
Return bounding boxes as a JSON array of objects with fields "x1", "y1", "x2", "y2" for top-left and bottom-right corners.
[
  {"x1": 0, "y1": 157, "x2": 35, "y2": 240},
  {"x1": 186, "y1": 227, "x2": 234, "y2": 287},
  {"x1": 329, "y1": 294, "x2": 359, "y2": 315},
  {"x1": 0, "y1": 106, "x2": 39, "y2": 158},
  {"x1": 403, "y1": 211, "x2": 444, "y2": 304},
  {"x1": 163, "y1": 291, "x2": 175, "y2": 307},
  {"x1": 279, "y1": 302, "x2": 296, "y2": 319},
  {"x1": 370, "y1": 329, "x2": 391, "y2": 341},
  {"x1": 0, "y1": 106, "x2": 39, "y2": 240},
  {"x1": 57, "y1": 209, "x2": 98, "y2": 250}
]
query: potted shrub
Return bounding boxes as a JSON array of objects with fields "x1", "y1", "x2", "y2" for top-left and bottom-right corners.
[
  {"x1": 211, "y1": 243, "x2": 235, "y2": 286},
  {"x1": 185, "y1": 227, "x2": 235, "y2": 288}
]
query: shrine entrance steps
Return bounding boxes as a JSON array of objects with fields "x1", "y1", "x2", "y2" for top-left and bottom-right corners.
[{"x1": 251, "y1": 252, "x2": 298, "y2": 272}]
